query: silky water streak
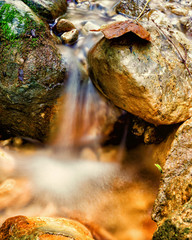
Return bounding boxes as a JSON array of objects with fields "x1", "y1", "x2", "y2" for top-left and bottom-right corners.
[{"x1": 15, "y1": 47, "x2": 119, "y2": 209}]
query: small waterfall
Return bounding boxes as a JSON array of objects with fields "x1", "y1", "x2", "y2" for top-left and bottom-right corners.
[
  {"x1": 53, "y1": 46, "x2": 83, "y2": 149},
  {"x1": 14, "y1": 42, "x2": 121, "y2": 207},
  {"x1": 52, "y1": 46, "x2": 104, "y2": 150}
]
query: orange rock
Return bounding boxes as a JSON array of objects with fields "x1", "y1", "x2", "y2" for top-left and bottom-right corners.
[{"x1": 0, "y1": 216, "x2": 94, "y2": 240}]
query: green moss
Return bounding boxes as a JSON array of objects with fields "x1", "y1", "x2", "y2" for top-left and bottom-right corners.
[
  {"x1": 10, "y1": 233, "x2": 40, "y2": 240},
  {"x1": 0, "y1": 4, "x2": 22, "y2": 41},
  {"x1": 0, "y1": 3, "x2": 45, "y2": 42},
  {"x1": 152, "y1": 220, "x2": 183, "y2": 240},
  {"x1": 30, "y1": 37, "x2": 38, "y2": 47},
  {"x1": 183, "y1": 228, "x2": 190, "y2": 234}
]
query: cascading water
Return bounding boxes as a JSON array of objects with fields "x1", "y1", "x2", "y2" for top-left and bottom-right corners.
[
  {"x1": 51, "y1": 2, "x2": 127, "y2": 150},
  {"x1": 7, "y1": 0, "x2": 125, "y2": 212}
]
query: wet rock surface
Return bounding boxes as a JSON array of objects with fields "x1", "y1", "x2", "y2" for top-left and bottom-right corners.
[
  {"x1": 55, "y1": 18, "x2": 76, "y2": 34},
  {"x1": 115, "y1": 0, "x2": 150, "y2": 18},
  {"x1": 88, "y1": 5, "x2": 192, "y2": 125},
  {"x1": 0, "y1": 1, "x2": 68, "y2": 141},
  {"x1": 21, "y1": 0, "x2": 68, "y2": 20},
  {"x1": 153, "y1": 198, "x2": 192, "y2": 240},
  {"x1": 151, "y1": 118, "x2": 192, "y2": 238}
]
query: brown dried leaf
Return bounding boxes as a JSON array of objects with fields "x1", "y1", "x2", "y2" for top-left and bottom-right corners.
[{"x1": 92, "y1": 20, "x2": 151, "y2": 41}]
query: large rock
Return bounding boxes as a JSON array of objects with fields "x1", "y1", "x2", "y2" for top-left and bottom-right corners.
[
  {"x1": 151, "y1": 118, "x2": 192, "y2": 238},
  {"x1": 0, "y1": 1, "x2": 67, "y2": 141},
  {"x1": 153, "y1": 199, "x2": 192, "y2": 239},
  {"x1": 88, "y1": 10, "x2": 192, "y2": 125},
  {"x1": 21, "y1": 0, "x2": 68, "y2": 20}
]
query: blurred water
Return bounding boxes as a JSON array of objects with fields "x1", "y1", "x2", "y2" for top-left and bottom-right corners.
[
  {"x1": 52, "y1": 1, "x2": 127, "y2": 149},
  {"x1": 16, "y1": 0, "x2": 124, "y2": 207}
]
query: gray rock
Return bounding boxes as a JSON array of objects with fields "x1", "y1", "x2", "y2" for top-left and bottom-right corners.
[
  {"x1": 21, "y1": 0, "x2": 68, "y2": 20},
  {"x1": 180, "y1": 16, "x2": 192, "y2": 37},
  {"x1": 61, "y1": 28, "x2": 79, "y2": 44},
  {"x1": 88, "y1": 10, "x2": 192, "y2": 125}
]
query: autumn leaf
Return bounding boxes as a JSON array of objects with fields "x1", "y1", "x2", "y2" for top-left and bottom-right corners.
[{"x1": 91, "y1": 20, "x2": 151, "y2": 41}]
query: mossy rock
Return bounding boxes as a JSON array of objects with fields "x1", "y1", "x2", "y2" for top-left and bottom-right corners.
[
  {"x1": 21, "y1": 0, "x2": 68, "y2": 20},
  {"x1": 0, "y1": 0, "x2": 68, "y2": 141},
  {"x1": 153, "y1": 220, "x2": 192, "y2": 240},
  {"x1": 0, "y1": 0, "x2": 45, "y2": 41},
  {"x1": 153, "y1": 199, "x2": 192, "y2": 239}
]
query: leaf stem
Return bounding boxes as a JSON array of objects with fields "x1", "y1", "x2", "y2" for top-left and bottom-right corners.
[{"x1": 135, "y1": 0, "x2": 151, "y2": 22}]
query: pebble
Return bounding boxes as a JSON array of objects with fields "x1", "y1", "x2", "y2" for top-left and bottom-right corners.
[
  {"x1": 61, "y1": 29, "x2": 79, "y2": 44},
  {"x1": 56, "y1": 18, "x2": 76, "y2": 33}
]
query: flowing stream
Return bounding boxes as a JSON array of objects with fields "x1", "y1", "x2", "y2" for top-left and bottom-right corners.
[{"x1": 0, "y1": 1, "x2": 161, "y2": 239}]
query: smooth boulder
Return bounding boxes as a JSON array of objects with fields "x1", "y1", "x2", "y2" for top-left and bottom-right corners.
[{"x1": 88, "y1": 11, "x2": 192, "y2": 125}]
